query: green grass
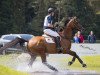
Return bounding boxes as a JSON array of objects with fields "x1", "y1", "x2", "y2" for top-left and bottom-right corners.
[
  {"x1": 0, "y1": 54, "x2": 20, "y2": 68},
  {"x1": 59, "y1": 55, "x2": 100, "y2": 72},
  {"x1": 0, "y1": 65, "x2": 29, "y2": 75},
  {"x1": 0, "y1": 54, "x2": 29, "y2": 75}
]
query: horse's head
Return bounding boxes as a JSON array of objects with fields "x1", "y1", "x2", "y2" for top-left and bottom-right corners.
[{"x1": 67, "y1": 17, "x2": 84, "y2": 31}]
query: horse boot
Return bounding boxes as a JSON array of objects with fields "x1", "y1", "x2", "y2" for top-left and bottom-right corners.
[{"x1": 54, "y1": 36, "x2": 63, "y2": 53}]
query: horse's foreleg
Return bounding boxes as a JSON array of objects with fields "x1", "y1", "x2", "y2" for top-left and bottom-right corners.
[
  {"x1": 40, "y1": 52, "x2": 58, "y2": 72},
  {"x1": 67, "y1": 50, "x2": 87, "y2": 67},
  {"x1": 68, "y1": 49, "x2": 77, "y2": 65},
  {"x1": 68, "y1": 57, "x2": 76, "y2": 66}
]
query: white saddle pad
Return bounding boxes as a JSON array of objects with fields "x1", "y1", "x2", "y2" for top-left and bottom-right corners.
[{"x1": 42, "y1": 34, "x2": 55, "y2": 43}]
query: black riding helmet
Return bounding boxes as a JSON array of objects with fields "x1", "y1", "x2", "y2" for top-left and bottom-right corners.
[{"x1": 48, "y1": 8, "x2": 54, "y2": 13}]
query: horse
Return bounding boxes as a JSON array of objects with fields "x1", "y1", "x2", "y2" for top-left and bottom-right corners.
[{"x1": 0, "y1": 17, "x2": 87, "y2": 71}]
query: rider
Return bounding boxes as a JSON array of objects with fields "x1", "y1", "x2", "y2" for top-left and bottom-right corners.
[{"x1": 43, "y1": 8, "x2": 63, "y2": 51}]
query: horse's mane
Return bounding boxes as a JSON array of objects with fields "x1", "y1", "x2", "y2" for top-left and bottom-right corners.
[{"x1": 64, "y1": 18, "x2": 71, "y2": 27}]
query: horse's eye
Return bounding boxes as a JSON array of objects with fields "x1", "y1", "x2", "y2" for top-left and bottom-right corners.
[{"x1": 75, "y1": 19, "x2": 78, "y2": 24}]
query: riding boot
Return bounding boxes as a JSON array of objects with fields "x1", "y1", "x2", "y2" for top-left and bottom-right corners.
[{"x1": 54, "y1": 36, "x2": 63, "y2": 52}]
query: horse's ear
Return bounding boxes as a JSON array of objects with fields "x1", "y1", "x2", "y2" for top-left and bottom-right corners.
[{"x1": 74, "y1": 16, "x2": 77, "y2": 19}]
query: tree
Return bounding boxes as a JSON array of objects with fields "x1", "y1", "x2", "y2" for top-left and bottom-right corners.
[
  {"x1": 62, "y1": 0, "x2": 97, "y2": 39},
  {"x1": 0, "y1": 0, "x2": 99, "y2": 39},
  {"x1": 0, "y1": 0, "x2": 13, "y2": 35}
]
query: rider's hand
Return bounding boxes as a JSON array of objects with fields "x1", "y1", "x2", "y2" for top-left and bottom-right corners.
[{"x1": 48, "y1": 24, "x2": 53, "y2": 28}]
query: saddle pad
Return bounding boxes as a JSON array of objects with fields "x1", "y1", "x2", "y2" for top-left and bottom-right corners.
[{"x1": 42, "y1": 34, "x2": 55, "y2": 43}]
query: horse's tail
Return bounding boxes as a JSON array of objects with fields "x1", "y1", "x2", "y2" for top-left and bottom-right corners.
[
  {"x1": 0, "y1": 37, "x2": 28, "y2": 54},
  {"x1": 26, "y1": 41, "x2": 31, "y2": 53}
]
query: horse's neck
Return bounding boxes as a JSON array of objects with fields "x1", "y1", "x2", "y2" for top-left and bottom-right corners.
[{"x1": 63, "y1": 27, "x2": 72, "y2": 40}]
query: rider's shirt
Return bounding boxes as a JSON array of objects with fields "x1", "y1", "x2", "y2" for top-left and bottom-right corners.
[
  {"x1": 43, "y1": 15, "x2": 53, "y2": 29},
  {"x1": 43, "y1": 14, "x2": 60, "y2": 37}
]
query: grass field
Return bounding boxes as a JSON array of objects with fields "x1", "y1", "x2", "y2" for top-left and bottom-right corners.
[
  {"x1": 65, "y1": 55, "x2": 100, "y2": 72},
  {"x1": 0, "y1": 65, "x2": 28, "y2": 75},
  {"x1": 44, "y1": 54, "x2": 100, "y2": 72},
  {"x1": 0, "y1": 54, "x2": 100, "y2": 74},
  {"x1": 0, "y1": 54, "x2": 29, "y2": 75}
]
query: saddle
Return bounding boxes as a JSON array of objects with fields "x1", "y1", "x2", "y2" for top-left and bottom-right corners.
[
  {"x1": 42, "y1": 34, "x2": 63, "y2": 53},
  {"x1": 42, "y1": 34, "x2": 55, "y2": 43}
]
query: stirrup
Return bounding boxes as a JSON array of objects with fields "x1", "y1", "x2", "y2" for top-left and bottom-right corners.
[{"x1": 57, "y1": 47, "x2": 63, "y2": 50}]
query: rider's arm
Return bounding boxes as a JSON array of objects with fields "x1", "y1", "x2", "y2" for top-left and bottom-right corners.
[{"x1": 47, "y1": 16, "x2": 53, "y2": 28}]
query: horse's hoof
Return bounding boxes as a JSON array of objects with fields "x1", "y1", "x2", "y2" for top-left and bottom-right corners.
[
  {"x1": 82, "y1": 64, "x2": 87, "y2": 68},
  {"x1": 51, "y1": 67, "x2": 58, "y2": 72},
  {"x1": 68, "y1": 61, "x2": 73, "y2": 66},
  {"x1": 54, "y1": 69, "x2": 58, "y2": 72}
]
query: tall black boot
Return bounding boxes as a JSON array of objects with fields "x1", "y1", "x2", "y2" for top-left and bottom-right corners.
[{"x1": 54, "y1": 36, "x2": 63, "y2": 51}]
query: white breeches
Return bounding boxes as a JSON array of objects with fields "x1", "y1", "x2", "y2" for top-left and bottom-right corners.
[{"x1": 43, "y1": 29, "x2": 60, "y2": 37}]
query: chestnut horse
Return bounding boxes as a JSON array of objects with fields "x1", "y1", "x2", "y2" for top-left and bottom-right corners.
[
  {"x1": 0, "y1": 17, "x2": 86, "y2": 71},
  {"x1": 27, "y1": 17, "x2": 86, "y2": 71}
]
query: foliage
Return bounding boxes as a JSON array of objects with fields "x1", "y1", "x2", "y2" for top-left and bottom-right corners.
[
  {"x1": 0, "y1": 0, "x2": 99, "y2": 39},
  {"x1": 61, "y1": 0, "x2": 98, "y2": 39}
]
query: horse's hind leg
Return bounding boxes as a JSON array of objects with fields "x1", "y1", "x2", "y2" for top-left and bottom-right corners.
[
  {"x1": 67, "y1": 50, "x2": 87, "y2": 67},
  {"x1": 28, "y1": 53, "x2": 37, "y2": 67},
  {"x1": 40, "y1": 52, "x2": 58, "y2": 72}
]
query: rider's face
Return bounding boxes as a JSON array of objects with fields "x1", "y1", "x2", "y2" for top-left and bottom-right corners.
[{"x1": 51, "y1": 12, "x2": 54, "y2": 16}]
